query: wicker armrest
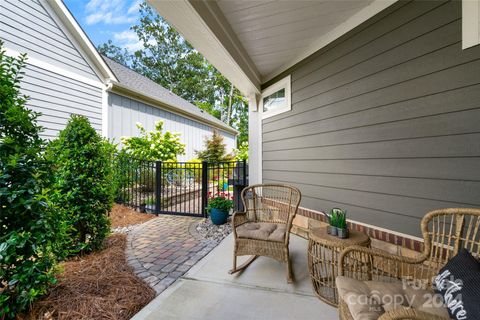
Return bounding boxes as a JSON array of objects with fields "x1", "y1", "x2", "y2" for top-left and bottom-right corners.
[
  {"x1": 232, "y1": 211, "x2": 247, "y2": 226},
  {"x1": 379, "y1": 308, "x2": 449, "y2": 320},
  {"x1": 339, "y1": 245, "x2": 427, "y2": 282}
]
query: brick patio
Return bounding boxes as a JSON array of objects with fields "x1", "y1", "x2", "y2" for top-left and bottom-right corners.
[{"x1": 126, "y1": 215, "x2": 218, "y2": 294}]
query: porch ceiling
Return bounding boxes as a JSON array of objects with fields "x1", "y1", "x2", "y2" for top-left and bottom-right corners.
[
  {"x1": 216, "y1": 0, "x2": 374, "y2": 79},
  {"x1": 148, "y1": 0, "x2": 396, "y2": 96}
]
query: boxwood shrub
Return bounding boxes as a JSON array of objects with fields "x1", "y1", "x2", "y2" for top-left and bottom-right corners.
[{"x1": 48, "y1": 115, "x2": 116, "y2": 254}]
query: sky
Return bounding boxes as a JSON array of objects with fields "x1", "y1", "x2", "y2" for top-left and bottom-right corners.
[{"x1": 63, "y1": 0, "x2": 144, "y2": 52}]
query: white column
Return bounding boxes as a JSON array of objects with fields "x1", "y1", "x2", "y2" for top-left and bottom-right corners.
[
  {"x1": 463, "y1": 0, "x2": 480, "y2": 49},
  {"x1": 248, "y1": 94, "x2": 262, "y2": 185}
]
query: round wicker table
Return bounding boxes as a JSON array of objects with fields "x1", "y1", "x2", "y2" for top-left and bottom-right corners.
[{"x1": 308, "y1": 227, "x2": 370, "y2": 306}]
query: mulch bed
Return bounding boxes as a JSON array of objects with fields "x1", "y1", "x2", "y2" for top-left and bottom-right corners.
[
  {"x1": 109, "y1": 204, "x2": 155, "y2": 228},
  {"x1": 20, "y1": 234, "x2": 155, "y2": 320}
]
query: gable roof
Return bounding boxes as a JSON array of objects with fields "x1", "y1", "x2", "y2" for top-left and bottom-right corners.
[
  {"x1": 103, "y1": 56, "x2": 237, "y2": 134},
  {"x1": 47, "y1": 0, "x2": 117, "y2": 83}
]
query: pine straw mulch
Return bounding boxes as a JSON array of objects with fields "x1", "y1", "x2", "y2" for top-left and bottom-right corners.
[
  {"x1": 109, "y1": 204, "x2": 155, "y2": 228},
  {"x1": 20, "y1": 234, "x2": 155, "y2": 320}
]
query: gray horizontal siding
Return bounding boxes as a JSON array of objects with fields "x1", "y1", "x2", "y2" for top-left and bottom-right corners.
[
  {"x1": 262, "y1": 0, "x2": 480, "y2": 236},
  {"x1": 0, "y1": 0, "x2": 100, "y2": 81},
  {"x1": 21, "y1": 64, "x2": 103, "y2": 139},
  {"x1": 109, "y1": 93, "x2": 236, "y2": 161}
]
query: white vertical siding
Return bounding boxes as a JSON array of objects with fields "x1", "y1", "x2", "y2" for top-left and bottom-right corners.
[{"x1": 109, "y1": 93, "x2": 236, "y2": 161}]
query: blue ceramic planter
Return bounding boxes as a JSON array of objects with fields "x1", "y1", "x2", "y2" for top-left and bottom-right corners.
[{"x1": 210, "y1": 208, "x2": 229, "y2": 225}]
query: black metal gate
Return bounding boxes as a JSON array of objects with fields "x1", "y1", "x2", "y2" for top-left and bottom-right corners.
[{"x1": 115, "y1": 157, "x2": 248, "y2": 217}]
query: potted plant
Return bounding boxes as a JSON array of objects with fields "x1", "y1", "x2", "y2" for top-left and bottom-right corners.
[
  {"x1": 206, "y1": 192, "x2": 233, "y2": 225},
  {"x1": 336, "y1": 209, "x2": 348, "y2": 239},
  {"x1": 329, "y1": 208, "x2": 339, "y2": 236}
]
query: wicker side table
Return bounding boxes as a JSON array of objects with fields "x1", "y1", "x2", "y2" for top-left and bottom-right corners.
[{"x1": 308, "y1": 227, "x2": 370, "y2": 306}]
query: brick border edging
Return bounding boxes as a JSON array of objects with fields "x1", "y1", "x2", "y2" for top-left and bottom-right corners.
[{"x1": 297, "y1": 207, "x2": 424, "y2": 253}]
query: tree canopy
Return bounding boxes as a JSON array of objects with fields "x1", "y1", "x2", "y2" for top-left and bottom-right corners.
[{"x1": 98, "y1": 2, "x2": 248, "y2": 145}]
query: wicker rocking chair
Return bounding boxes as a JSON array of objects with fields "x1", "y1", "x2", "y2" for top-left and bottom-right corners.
[
  {"x1": 229, "y1": 184, "x2": 301, "y2": 282},
  {"x1": 338, "y1": 208, "x2": 480, "y2": 320}
]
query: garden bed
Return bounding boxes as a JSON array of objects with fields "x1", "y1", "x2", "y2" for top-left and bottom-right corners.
[
  {"x1": 19, "y1": 234, "x2": 155, "y2": 320},
  {"x1": 110, "y1": 204, "x2": 155, "y2": 229}
]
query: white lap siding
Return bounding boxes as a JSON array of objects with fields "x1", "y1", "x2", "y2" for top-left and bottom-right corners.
[{"x1": 0, "y1": 0, "x2": 105, "y2": 139}]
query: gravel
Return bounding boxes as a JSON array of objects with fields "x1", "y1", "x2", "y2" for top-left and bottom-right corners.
[
  {"x1": 195, "y1": 218, "x2": 232, "y2": 243},
  {"x1": 112, "y1": 224, "x2": 139, "y2": 234}
]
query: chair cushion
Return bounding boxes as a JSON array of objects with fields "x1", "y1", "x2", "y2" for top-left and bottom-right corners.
[
  {"x1": 236, "y1": 222, "x2": 286, "y2": 242},
  {"x1": 336, "y1": 276, "x2": 450, "y2": 320}
]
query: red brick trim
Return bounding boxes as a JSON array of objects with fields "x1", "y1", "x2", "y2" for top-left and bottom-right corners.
[{"x1": 297, "y1": 207, "x2": 424, "y2": 253}]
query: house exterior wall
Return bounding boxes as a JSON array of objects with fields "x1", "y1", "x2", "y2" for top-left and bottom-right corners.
[
  {"x1": 0, "y1": 0, "x2": 104, "y2": 139},
  {"x1": 108, "y1": 92, "x2": 236, "y2": 161},
  {"x1": 261, "y1": 0, "x2": 480, "y2": 237}
]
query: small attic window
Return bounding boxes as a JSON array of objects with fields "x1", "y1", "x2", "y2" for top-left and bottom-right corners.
[{"x1": 261, "y1": 75, "x2": 291, "y2": 119}]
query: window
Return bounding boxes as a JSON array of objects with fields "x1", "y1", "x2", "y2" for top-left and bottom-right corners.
[{"x1": 261, "y1": 75, "x2": 291, "y2": 119}]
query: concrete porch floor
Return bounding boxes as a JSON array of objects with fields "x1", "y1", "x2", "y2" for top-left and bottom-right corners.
[{"x1": 132, "y1": 234, "x2": 338, "y2": 320}]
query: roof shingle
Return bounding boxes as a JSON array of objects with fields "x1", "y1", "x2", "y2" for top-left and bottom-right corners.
[{"x1": 103, "y1": 56, "x2": 236, "y2": 133}]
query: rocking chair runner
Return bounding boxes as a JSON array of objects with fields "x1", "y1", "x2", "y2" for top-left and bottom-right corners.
[{"x1": 229, "y1": 184, "x2": 301, "y2": 282}]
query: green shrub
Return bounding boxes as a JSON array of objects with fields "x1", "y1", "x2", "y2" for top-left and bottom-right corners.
[
  {"x1": 234, "y1": 141, "x2": 248, "y2": 161},
  {"x1": 48, "y1": 115, "x2": 116, "y2": 254},
  {"x1": 121, "y1": 121, "x2": 185, "y2": 161},
  {"x1": 0, "y1": 43, "x2": 66, "y2": 318},
  {"x1": 196, "y1": 130, "x2": 234, "y2": 162}
]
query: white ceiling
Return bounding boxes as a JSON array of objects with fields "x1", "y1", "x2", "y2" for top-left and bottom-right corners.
[
  {"x1": 149, "y1": 0, "x2": 395, "y2": 96},
  {"x1": 216, "y1": 0, "x2": 374, "y2": 80}
]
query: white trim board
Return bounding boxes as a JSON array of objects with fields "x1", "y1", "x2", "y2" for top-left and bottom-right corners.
[
  {"x1": 45, "y1": 0, "x2": 117, "y2": 82},
  {"x1": 462, "y1": 0, "x2": 480, "y2": 49},
  {"x1": 4, "y1": 47, "x2": 105, "y2": 89}
]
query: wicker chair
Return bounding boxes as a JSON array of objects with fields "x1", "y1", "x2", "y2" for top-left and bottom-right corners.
[
  {"x1": 338, "y1": 208, "x2": 480, "y2": 320},
  {"x1": 229, "y1": 184, "x2": 301, "y2": 282}
]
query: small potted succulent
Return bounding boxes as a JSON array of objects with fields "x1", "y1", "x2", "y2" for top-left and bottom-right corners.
[
  {"x1": 206, "y1": 192, "x2": 233, "y2": 225},
  {"x1": 335, "y1": 208, "x2": 348, "y2": 239},
  {"x1": 328, "y1": 208, "x2": 341, "y2": 236}
]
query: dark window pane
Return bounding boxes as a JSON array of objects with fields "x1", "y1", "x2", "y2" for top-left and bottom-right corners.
[{"x1": 263, "y1": 88, "x2": 285, "y2": 112}]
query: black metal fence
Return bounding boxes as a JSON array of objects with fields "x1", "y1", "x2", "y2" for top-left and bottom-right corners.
[{"x1": 115, "y1": 157, "x2": 248, "y2": 217}]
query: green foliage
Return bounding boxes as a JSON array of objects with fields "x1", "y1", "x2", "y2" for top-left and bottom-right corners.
[
  {"x1": 121, "y1": 121, "x2": 185, "y2": 161},
  {"x1": 48, "y1": 115, "x2": 116, "y2": 254},
  {"x1": 97, "y1": 40, "x2": 133, "y2": 66},
  {"x1": 99, "y1": 2, "x2": 248, "y2": 145},
  {"x1": 330, "y1": 208, "x2": 347, "y2": 229},
  {"x1": 196, "y1": 130, "x2": 234, "y2": 162},
  {"x1": 0, "y1": 42, "x2": 65, "y2": 318},
  {"x1": 234, "y1": 141, "x2": 248, "y2": 161},
  {"x1": 206, "y1": 192, "x2": 233, "y2": 213}
]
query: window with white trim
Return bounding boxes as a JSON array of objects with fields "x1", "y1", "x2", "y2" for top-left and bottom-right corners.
[{"x1": 261, "y1": 75, "x2": 291, "y2": 119}]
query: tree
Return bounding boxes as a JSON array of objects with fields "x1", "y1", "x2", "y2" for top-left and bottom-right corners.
[
  {"x1": 131, "y1": 3, "x2": 215, "y2": 105},
  {"x1": 121, "y1": 120, "x2": 185, "y2": 161},
  {"x1": 97, "y1": 40, "x2": 132, "y2": 65},
  {"x1": 48, "y1": 115, "x2": 116, "y2": 254},
  {"x1": 0, "y1": 42, "x2": 65, "y2": 318},
  {"x1": 196, "y1": 130, "x2": 233, "y2": 162},
  {"x1": 98, "y1": 1, "x2": 249, "y2": 145}
]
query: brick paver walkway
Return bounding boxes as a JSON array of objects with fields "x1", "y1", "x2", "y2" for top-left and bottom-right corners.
[{"x1": 126, "y1": 215, "x2": 218, "y2": 294}]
